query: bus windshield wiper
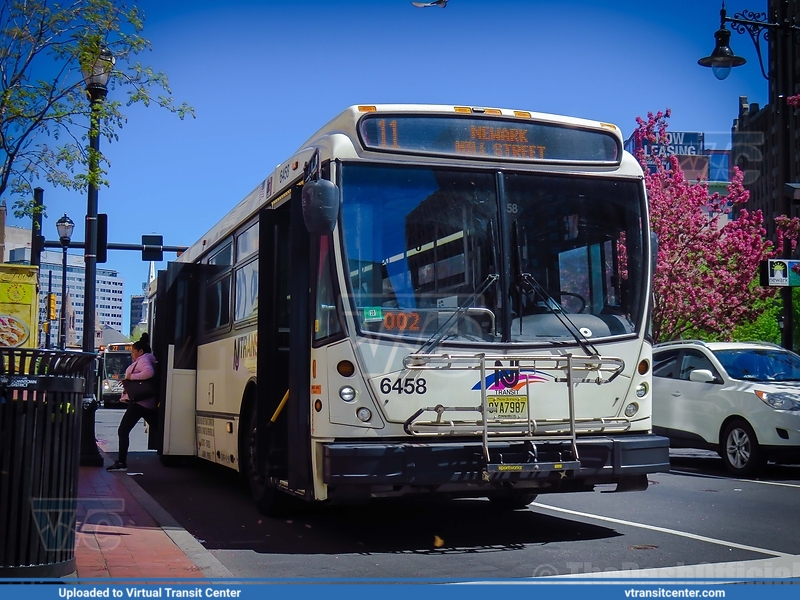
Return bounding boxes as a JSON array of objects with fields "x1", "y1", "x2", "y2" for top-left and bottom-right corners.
[
  {"x1": 511, "y1": 220, "x2": 598, "y2": 356},
  {"x1": 414, "y1": 273, "x2": 499, "y2": 355},
  {"x1": 518, "y1": 271, "x2": 599, "y2": 356}
]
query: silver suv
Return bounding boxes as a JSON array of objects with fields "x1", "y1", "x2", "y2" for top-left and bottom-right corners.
[{"x1": 652, "y1": 340, "x2": 800, "y2": 476}]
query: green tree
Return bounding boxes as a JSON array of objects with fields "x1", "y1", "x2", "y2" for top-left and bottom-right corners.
[
  {"x1": 130, "y1": 322, "x2": 146, "y2": 341},
  {"x1": 0, "y1": 0, "x2": 193, "y2": 216},
  {"x1": 722, "y1": 292, "x2": 781, "y2": 344}
]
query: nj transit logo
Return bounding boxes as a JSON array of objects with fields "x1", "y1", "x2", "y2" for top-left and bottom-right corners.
[{"x1": 471, "y1": 369, "x2": 550, "y2": 392}]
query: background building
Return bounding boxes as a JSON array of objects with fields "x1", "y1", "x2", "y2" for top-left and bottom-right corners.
[
  {"x1": 129, "y1": 292, "x2": 145, "y2": 337},
  {"x1": 730, "y1": 0, "x2": 800, "y2": 240},
  {"x1": 8, "y1": 247, "x2": 125, "y2": 348},
  {"x1": 733, "y1": 94, "x2": 799, "y2": 238}
]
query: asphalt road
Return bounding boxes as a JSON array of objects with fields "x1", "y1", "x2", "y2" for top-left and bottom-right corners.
[{"x1": 94, "y1": 409, "x2": 800, "y2": 580}]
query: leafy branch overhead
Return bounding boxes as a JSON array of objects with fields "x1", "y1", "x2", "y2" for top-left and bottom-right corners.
[{"x1": 0, "y1": 0, "x2": 194, "y2": 218}]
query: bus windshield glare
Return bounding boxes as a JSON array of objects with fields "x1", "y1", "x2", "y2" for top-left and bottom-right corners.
[{"x1": 340, "y1": 163, "x2": 645, "y2": 344}]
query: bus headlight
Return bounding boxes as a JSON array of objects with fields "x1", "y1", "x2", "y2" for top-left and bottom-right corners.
[
  {"x1": 339, "y1": 386, "x2": 356, "y2": 402},
  {"x1": 635, "y1": 382, "x2": 648, "y2": 398},
  {"x1": 356, "y1": 407, "x2": 372, "y2": 422},
  {"x1": 624, "y1": 402, "x2": 639, "y2": 417}
]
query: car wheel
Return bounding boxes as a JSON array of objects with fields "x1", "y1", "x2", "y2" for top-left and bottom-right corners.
[{"x1": 721, "y1": 419, "x2": 764, "y2": 477}]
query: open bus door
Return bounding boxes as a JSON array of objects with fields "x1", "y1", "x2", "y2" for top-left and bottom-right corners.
[
  {"x1": 152, "y1": 262, "x2": 204, "y2": 465},
  {"x1": 252, "y1": 188, "x2": 313, "y2": 513}
]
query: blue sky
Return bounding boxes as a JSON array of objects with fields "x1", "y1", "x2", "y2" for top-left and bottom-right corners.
[{"x1": 15, "y1": 0, "x2": 771, "y2": 334}]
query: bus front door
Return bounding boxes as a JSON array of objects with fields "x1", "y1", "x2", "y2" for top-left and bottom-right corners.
[{"x1": 257, "y1": 191, "x2": 312, "y2": 499}]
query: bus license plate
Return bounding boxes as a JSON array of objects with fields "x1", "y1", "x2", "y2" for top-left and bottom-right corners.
[{"x1": 488, "y1": 396, "x2": 527, "y2": 419}]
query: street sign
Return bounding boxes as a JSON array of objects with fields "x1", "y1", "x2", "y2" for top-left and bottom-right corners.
[
  {"x1": 141, "y1": 235, "x2": 163, "y2": 262},
  {"x1": 760, "y1": 259, "x2": 800, "y2": 287}
]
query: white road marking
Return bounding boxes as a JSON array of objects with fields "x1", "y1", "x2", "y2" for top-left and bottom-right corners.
[
  {"x1": 669, "y1": 469, "x2": 800, "y2": 489},
  {"x1": 467, "y1": 556, "x2": 800, "y2": 581},
  {"x1": 530, "y1": 502, "x2": 790, "y2": 557},
  {"x1": 553, "y1": 555, "x2": 800, "y2": 579}
]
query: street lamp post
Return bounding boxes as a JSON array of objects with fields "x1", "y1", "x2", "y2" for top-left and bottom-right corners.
[
  {"x1": 55, "y1": 214, "x2": 74, "y2": 349},
  {"x1": 699, "y1": 1, "x2": 799, "y2": 350},
  {"x1": 79, "y1": 46, "x2": 115, "y2": 467}
]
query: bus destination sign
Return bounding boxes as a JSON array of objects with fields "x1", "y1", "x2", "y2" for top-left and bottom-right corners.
[{"x1": 358, "y1": 114, "x2": 620, "y2": 163}]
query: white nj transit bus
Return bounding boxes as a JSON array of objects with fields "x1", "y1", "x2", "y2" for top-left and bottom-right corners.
[{"x1": 148, "y1": 104, "x2": 670, "y2": 514}]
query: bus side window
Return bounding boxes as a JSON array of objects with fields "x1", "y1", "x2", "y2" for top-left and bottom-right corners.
[
  {"x1": 203, "y1": 242, "x2": 233, "y2": 333},
  {"x1": 314, "y1": 236, "x2": 342, "y2": 342},
  {"x1": 234, "y1": 259, "x2": 258, "y2": 322},
  {"x1": 204, "y1": 275, "x2": 231, "y2": 330}
]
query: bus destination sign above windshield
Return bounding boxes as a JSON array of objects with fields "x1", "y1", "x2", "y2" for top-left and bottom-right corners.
[{"x1": 357, "y1": 114, "x2": 620, "y2": 164}]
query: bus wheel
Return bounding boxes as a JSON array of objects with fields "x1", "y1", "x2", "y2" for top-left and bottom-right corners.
[
  {"x1": 244, "y1": 404, "x2": 293, "y2": 517},
  {"x1": 487, "y1": 492, "x2": 537, "y2": 511}
]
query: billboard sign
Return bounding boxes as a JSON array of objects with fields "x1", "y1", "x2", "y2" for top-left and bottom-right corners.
[
  {"x1": 625, "y1": 132, "x2": 705, "y2": 173},
  {"x1": 0, "y1": 264, "x2": 39, "y2": 348}
]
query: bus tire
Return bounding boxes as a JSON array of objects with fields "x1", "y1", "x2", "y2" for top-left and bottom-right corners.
[
  {"x1": 244, "y1": 404, "x2": 293, "y2": 517},
  {"x1": 487, "y1": 492, "x2": 538, "y2": 510}
]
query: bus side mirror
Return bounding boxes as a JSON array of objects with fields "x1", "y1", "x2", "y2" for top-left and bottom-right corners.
[
  {"x1": 302, "y1": 148, "x2": 340, "y2": 234},
  {"x1": 301, "y1": 179, "x2": 340, "y2": 234}
]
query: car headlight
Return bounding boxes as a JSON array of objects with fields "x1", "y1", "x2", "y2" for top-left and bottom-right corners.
[{"x1": 754, "y1": 390, "x2": 800, "y2": 411}]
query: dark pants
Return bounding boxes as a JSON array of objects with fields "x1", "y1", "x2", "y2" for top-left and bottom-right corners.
[{"x1": 117, "y1": 402, "x2": 157, "y2": 464}]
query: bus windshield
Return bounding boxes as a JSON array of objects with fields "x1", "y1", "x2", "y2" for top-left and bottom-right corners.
[
  {"x1": 104, "y1": 352, "x2": 132, "y2": 378},
  {"x1": 340, "y1": 163, "x2": 646, "y2": 345}
]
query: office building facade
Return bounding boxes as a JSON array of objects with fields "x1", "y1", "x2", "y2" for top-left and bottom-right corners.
[
  {"x1": 730, "y1": 0, "x2": 800, "y2": 239},
  {"x1": 9, "y1": 247, "x2": 124, "y2": 348}
]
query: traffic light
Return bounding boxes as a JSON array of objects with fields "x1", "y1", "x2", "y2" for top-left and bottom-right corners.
[
  {"x1": 32, "y1": 233, "x2": 45, "y2": 265},
  {"x1": 31, "y1": 187, "x2": 44, "y2": 267},
  {"x1": 47, "y1": 293, "x2": 57, "y2": 321}
]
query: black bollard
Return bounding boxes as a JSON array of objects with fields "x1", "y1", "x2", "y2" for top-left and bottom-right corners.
[{"x1": 80, "y1": 395, "x2": 104, "y2": 466}]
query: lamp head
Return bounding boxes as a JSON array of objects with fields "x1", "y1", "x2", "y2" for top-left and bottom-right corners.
[
  {"x1": 698, "y1": 24, "x2": 746, "y2": 80},
  {"x1": 56, "y1": 214, "x2": 75, "y2": 245},
  {"x1": 82, "y1": 45, "x2": 115, "y2": 97}
]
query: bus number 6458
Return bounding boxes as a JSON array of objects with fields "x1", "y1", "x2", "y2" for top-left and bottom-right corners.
[{"x1": 380, "y1": 377, "x2": 427, "y2": 395}]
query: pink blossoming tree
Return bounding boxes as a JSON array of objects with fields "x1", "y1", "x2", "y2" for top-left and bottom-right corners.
[{"x1": 634, "y1": 110, "x2": 799, "y2": 343}]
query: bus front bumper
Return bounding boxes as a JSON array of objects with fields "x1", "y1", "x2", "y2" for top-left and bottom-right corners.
[{"x1": 321, "y1": 435, "x2": 670, "y2": 497}]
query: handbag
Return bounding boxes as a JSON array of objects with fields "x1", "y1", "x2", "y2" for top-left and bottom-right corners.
[{"x1": 122, "y1": 378, "x2": 157, "y2": 403}]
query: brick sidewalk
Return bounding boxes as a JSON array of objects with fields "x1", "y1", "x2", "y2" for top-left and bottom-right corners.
[
  {"x1": 74, "y1": 459, "x2": 204, "y2": 579},
  {"x1": 68, "y1": 410, "x2": 232, "y2": 579}
]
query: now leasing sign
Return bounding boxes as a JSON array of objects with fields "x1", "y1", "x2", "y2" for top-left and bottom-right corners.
[{"x1": 760, "y1": 259, "x2": 800, "y2": 287}]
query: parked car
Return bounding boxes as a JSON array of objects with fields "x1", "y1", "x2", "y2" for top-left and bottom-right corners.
[{"x1": 652, "y1": 340, "x2": 800, "y2": 476}]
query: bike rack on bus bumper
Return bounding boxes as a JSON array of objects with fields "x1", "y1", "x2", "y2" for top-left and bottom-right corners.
[{"x1": 401, "y1": 352, "x2": 628, "y2": 480}]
